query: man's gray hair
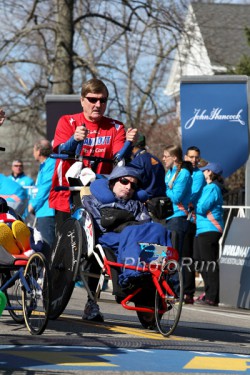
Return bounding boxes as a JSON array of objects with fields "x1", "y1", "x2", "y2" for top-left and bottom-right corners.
[{"x1": 34, "y1": 139, "x2": 52, "y2": 157}]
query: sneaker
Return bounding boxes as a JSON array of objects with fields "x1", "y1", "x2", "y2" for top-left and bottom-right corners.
[
  {"x1": 195, "y1": 293, "x2": 205, "y2": 302},
  {"x1": 195, "y1": 298, "x2": 218, "y2": 307},
  {"x1": 137, "y1": 312, "x2": 156, "y2": 330},
  {"x1": 82, "y1": 300, "x2": 104, "y2": 322},
  {"x1": 184, "y1": 294, "x2": 194, "y2": 304}
]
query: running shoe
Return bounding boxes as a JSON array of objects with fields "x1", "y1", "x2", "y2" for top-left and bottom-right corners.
[{"x1": 82, "y1": 300, "x2": 104, "y2": 322}]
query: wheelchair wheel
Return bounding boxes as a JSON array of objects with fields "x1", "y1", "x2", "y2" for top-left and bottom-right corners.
[
  {"x1": 4, "y1": 270, "x2": 24, "y2": 323},
  {"x1": 22, "y1": 252, "x2": 50, "y2": 335},
  {"x1": 49, "y1": 218, "x2": 83, "y2": 320},
  {"x1": 155, "y1": 260, "x2": 183, "y2": 337}
]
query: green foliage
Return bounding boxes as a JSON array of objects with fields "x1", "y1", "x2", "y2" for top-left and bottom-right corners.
[
  {"x1": 234, "y1": 55, "x2": 250, "y2": 76},
  {"x1": 233, "y1": 27, "x2": 250, "y2": 76}
]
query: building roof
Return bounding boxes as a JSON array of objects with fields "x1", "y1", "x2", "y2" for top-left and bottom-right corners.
[
  {"x1": 192, "y1": 2, "x2": 250, "y2": 68},
  {"x1": 165, "y1": 2, "x2": 250, "y2": 98}
]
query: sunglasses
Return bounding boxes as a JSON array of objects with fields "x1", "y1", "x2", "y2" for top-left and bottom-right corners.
[
  {"x1": 13, "y1": 165, "x2": 23, "y2": 168},
  {"x1": 118, "y1": 177, "x2": 138, "y2": 190},
  {"x1": 85, "y1": 97, "x2": 108, "y2": 104}
]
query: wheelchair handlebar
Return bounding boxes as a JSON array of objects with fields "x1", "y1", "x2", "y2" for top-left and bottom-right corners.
[
  {"x1": 50, "y1": 153, "x2": 113, "y2": 164},
  {"x1": 50, "y1": 139, "x2": 132, "y2": 171}
]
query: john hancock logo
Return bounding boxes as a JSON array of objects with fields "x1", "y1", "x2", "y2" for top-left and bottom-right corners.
[{"x1": 184, "y1": 108, "x2": 245, "y2": 129}]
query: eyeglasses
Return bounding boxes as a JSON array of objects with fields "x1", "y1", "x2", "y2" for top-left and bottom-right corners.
[
  {"x1": 85, "y1": 97, "x2": 108, "y2": 104},
  {"x1": 118, "y1": 177, "x2": 138, "y2": 190},
  {"x1": 13, "y1": 165, "x2": 23, "y2": 168}
]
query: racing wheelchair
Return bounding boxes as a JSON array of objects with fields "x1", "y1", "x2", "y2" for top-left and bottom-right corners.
[
  {"x1": 0, "y1": 246, "x2": 50, "y2": 335},
  {"x1": 49, "y1": 153, "x2": 183, "y2": 337},
  {"x1": 0, "y1": 149, "x2": 50, "y2": 335}
]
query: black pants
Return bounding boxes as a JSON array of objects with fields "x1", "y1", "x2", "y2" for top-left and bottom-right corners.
[
  {"x1": 194, "y1": 231, "x2": 221, "y2": 304},
  {"x1": 182, "y1": 222, "x2": 196, "y2": 297},
  {"x1": 165, "y1": 216, "x2": 189, "y2": 259},
  {"x1": 55, "y1": 210, "x2": 71, "y2": 236}
]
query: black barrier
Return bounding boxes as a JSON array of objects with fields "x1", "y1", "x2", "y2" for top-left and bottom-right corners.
[
  {"x1": 45, "y1": 95, "x2": 82, "y2": 141},
  {"x1": 220, "y1": 217, "x2": 250, "y2": 309}
]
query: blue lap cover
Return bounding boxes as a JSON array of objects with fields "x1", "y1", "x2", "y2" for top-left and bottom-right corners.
[{"x1": 99, "y1": 222, "x2": 171, "y2": 288}]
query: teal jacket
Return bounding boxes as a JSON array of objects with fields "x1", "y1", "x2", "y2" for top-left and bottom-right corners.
[
  {"x1": 196, "y1": 182, "x2": 224, "y2": 235},
  {"x1": 29, "y1": 157, "x2": 56, "y2": 218},
  {"x1": 165, "y1": 165, "x2": 192, "y2": 219}
]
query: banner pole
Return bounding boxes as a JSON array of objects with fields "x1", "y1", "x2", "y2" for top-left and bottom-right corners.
[{"x1": 245, "y1": 77, "x2": 250, "y2": 216}]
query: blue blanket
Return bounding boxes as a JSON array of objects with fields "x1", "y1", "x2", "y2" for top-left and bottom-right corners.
[{"x1": 99, "y1": 222, "x2": 172, "y2": 288}]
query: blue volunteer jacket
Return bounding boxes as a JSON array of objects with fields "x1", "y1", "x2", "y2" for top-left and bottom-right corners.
[
  {"x1": 190, "y1": 167, "x2": 206, "y2": 205},
  {"x1": 29, "y1": 157, "x2": 56, "y2": 218},
  {"x1": 8, "y1": 173, "x2": 34, "y2": 188},
  {"x1": 195, "y1": 182, "x2": 224, "y2": 235},
  {"x1": 165, "y1": 166, "x2": 192, "y2": 219}
]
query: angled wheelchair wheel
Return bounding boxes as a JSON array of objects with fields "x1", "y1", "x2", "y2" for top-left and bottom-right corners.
[
  {"x1": 155, "y1": 260, "x2": 183, "y2": 337},
  {"x1": 22, "y1": 252, "x2": 50, "y2": 335},
  {"x1": 4, "y1": 270, "x2": 24, "y2": 323},
  {"x1": 49, "y1": 218, "x2": 83, "y2": 320}
]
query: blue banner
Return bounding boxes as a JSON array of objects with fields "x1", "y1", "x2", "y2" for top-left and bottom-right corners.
[{"x1": 180, "y1": 79, "x2": 249, "y2": 177}]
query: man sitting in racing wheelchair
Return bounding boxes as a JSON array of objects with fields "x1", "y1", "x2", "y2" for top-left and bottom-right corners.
[{"x1": 81, "y1": 166, "x2": 172, "y2": 322}]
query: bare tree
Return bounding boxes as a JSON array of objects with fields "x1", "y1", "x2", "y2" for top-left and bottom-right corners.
[{"x1": 0, "y1": 0, "x2": 188, "y2": 176}]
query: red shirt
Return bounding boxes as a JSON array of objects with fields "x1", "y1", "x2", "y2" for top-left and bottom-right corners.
[{"x1": 49, "y1": 112, "x2": 125, "y2": 212}]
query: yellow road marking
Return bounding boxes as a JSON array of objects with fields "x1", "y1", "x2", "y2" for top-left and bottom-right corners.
[
  {"x1": 62, "y1": 314, "x2": 186, "y2": 340},
  {"x1": 3, "y1": 351, "x2": 118, "y2": 367},
  {"x1": 185, "y1": 356, "x2": 250, "y2": 371}
]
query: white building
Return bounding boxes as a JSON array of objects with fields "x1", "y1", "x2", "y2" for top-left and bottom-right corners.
[{"x1": 166, "y1": 2, "x2": 250, "y2": 101}]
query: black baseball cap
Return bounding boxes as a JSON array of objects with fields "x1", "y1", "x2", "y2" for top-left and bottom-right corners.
[{"x1": 134, "y1": 133, "x2": 146, "y2": 148}]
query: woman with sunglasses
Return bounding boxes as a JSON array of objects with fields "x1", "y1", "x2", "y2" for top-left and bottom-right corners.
[
  {"x1": 81, "y1": 166, "x2": 172, "y2": 323},
  {"x1": 49, "y1": 78, "x2": 137, "y2": 234}
]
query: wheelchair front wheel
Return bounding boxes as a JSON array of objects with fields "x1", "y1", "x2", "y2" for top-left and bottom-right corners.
[
  {"x1": 4, "y1": 270, "x2": 24, "y2": 323},
  {"x1": 155, "y1": 260, "x2": 183, "y2": 337},
  {"x1": 22, "y1": 252, "x2": 50, "y2": 335},
  {"x1": 49, "y1": 218, "x2": 83, "y2": 320}
]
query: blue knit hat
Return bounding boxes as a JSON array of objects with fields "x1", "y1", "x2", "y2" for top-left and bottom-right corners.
[{"x1": 108, "y1": 166, "x2": 142, "y2": 182}]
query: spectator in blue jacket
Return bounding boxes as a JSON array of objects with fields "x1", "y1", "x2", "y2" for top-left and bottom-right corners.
[
  {"x1": 8, "y1": 159, "x2": 34, "y2": 188},
  {"x1": 8, "y1": 159, "x2": 35, "y2": 218},
  {"x1": 163, "y1": 144, "x2": 192, "y2": 258},
  {"x1": 182, "y1": 146, "x2": 206, "y2": 304},
  {"x1": 0, "y1": 174, "x2": 27, "y2": 216},
  {"x1": 28, "y1": 139, "x2": 56, "y2": 249},
  {"x1": 194, "y1": 162, "x2": 224, "y2": 307}
]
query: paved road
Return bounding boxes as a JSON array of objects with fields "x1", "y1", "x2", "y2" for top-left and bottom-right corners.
[{"x1": 0, "y1": 286, "x2": 249, "y2": 374}]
